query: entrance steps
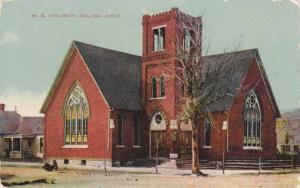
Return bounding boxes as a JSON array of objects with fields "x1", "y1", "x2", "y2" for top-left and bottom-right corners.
[{"x1": 158, "y1": 159, "x2": 177, "y2": 169}]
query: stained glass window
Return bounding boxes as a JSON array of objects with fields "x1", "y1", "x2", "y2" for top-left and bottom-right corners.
[
  {"x1": 243, "y1": 90, "x2": 261, "y2": 148},
  {"x1": 64, "y1": 85, "x2": 89, "y2": 145}
]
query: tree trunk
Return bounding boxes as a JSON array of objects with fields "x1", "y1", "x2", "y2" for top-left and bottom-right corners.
[{"x1": 191, "y1": 123, "x2": 200, "y2": 174}]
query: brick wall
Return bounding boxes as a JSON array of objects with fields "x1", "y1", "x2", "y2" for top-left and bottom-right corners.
[
  {"x1": 111, "y1": 110, "x2": 149, "y2": 161},
  {"x1": 199, "y1": 60, "x2": 277, "y2": 160},
  {"x1": 44, "y1": 48, "x2": 112, "y2": 161}
]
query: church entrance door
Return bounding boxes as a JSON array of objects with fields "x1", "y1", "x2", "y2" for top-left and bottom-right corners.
[{"x1": 149, "y1": 112, "x2": 167, "y2": 157}]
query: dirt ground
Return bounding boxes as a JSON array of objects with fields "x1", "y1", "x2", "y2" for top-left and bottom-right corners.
[{"x1": 0, "y1": 165, "x2": 299, "y2": 188}]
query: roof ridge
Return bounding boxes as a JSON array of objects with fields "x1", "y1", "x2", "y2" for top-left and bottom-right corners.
[
  {"x1": 203, "y1": 48, "x2": 258, "y2": 58},
  {"x1": 73, "y1": 40, "x2": 141, "y2": 58},
  {"x1": 22, "y1": 116, "x2": 43, "y2": 118}
]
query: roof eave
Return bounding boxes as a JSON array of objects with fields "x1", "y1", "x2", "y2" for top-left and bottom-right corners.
[
  {"x1": 73, "y1": 42, "x2": 111, "y2": 110},
  {"x1": 40, "y1": 42, "x2": 77, "y2": 113},
  {"x1": 254, "y1": 51, "x2": 281, "y2": 118}
]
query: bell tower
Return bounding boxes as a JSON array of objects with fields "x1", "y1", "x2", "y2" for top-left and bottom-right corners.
[
  {"x1": 141, "y1": 8, "x2": 202, "y2": 158},
  {"x1": 141, "y1": 8, "x2": 179, "y2": 115}
]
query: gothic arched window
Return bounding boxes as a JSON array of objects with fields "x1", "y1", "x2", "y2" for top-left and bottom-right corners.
[
  {"x1": 243, "y1": 90, "x2": 261, "y2": 148},
  {"x1": 64, "y1": 85, "x2": 89, "y2": 145},
  {"x1": 160, "y1": 75, "x2": 165, "y2": 97},
  {"x1": 151, "y1": 76, "x2": 157, "y2": 98},
  {"x1": 183, "y1": 29, "x2": 192, "y2": 51}
]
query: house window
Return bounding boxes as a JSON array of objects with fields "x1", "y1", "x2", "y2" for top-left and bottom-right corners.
[
  {"x1": 243, "y1": 90, "x2": 261, "y2": 148},
  {"x1": 117, "y1": 114, "x2": 123, "y2": 145},
  {"x1": 183, "y1": 30, "x2": 192, "y2": 51},
  {"x1": 64, "y1": 85, "x2": 89, "y2": 145},
  {"x1": 40, "y1": 138, "x2": 44, "y2": 152},
  {"x1": 153, "y1": 27, "x2": 165, "y2": 51},
  {"x1": 133, "y1": 115, "x2": 139, "y2": 146},
  {"x1": 204, "y1": 119, "x2": 211, "y2": 146},
  {"x1": 13, "y1": 138, "x2": 21, "y2": 151},
  {"x1": 151, "y1": 77, "x2": 157, "y2": 98},
  {"x1": 81, "y1": 160, "x2": 87, "y2": 165},
  {"x1": 160, "y1": 75, "x2": 165, "y2": 97},
  {"x1": 28, "y1": 139, "x2": 32, "y2": 148}
]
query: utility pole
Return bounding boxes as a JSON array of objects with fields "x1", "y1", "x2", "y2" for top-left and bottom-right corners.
[{"x1": 222, "y1": 121, "x2": 228, "y2": 175}]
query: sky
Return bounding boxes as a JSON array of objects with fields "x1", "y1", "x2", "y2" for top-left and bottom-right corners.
[{"x1": 0, "y1": 0, "x2": 299, "y2": 116}]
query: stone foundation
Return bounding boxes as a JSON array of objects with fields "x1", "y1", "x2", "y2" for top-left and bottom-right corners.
[{"x1": 45, "y1": 158, "x2": 112, "y2": 169}]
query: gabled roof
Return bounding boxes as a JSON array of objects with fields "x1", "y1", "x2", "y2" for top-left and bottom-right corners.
[
  {"x1": 40, "y1": 41, "x2": 143, "y2": 113},
  {"x1": 40, "y1": 41, "x2": 279, "y2": 116},
  {"x1": 74, "y1": 41, "x2": 143, "y2": 111},
  {"x1": 0, "y1": 111, "x2": 43, "y2": 136},
  {"x1": 202, "y1": 49, "x2": 280, "y2": 117}
]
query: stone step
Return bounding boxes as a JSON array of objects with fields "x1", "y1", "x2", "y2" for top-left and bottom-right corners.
[{"x1": 158, "y1": 159, "x2": 177, "y2": 169}]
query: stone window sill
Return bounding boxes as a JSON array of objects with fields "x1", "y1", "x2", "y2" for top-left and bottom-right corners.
[
  {"x1": 243, "y1": 146, "x2": 262, "y2": 150},
  {"x1": 116, "y1": 145, "x2": 125, "y2": 148},
  {"x1": 63, "y1": 145, "x2": 88, "y2": 149},
  {"x1": 150, "y1": 97, "x2": 166, "y2": 100},
  {"x1": 152, "y1": 49, "x2": 166, "y2": 53},
  {"x1": 133, "y1": 145, "x2": 141, "y2": 148},
  {"x1": 203, "y1": 146, "x2": 212, "y2": 149}
]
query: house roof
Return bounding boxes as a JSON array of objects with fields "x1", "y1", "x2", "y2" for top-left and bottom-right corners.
[
  {"x1": 40, "y1": 41, "x2": 143, "y2": 113},
  {"x1": 16, "y1": 117, "x2": 44, "y2": 136},
  {"x1": 74, "y1": 41, "x2": 143, "y2": 111},
  {"x1": 202, "y1": 49, "x2": 280, "y2": 117},
  {"x1": 0, "y1": 111, "x2": 21, "y2": 136},
  {"x1": 0, "y1": 111, "x2": 43, "y2": 136}
]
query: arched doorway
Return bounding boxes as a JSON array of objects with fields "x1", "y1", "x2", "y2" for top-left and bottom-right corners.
[{"x1": 150, "y1": 112, "x2": 167, "y2": 157}]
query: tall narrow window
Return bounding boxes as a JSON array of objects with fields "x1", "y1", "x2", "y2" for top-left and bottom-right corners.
[
  {"x1": 160, "y1": 75, "x2": 165, "y2": 97},
  {"x1": 183, "y1": 30, "x2": 192, "y2": 51},
  {"x1": 151, "y1": 77, "x2": 157, "y2": 98},
  {"x1": 40, "y1": 138, "x2": 44, "y2": 152},
  {"x1": 243, "y1": 90, "x2": 261, "y2": 148},
  {"x1": 117, "y1": 114, "x2": 123, "y2": 145},
  {"x1": 153, "y1": 27, "x2": 165, "y2": 51},
  {"x1": 133, "y1": 115, "x2": 139, "y2": 146},
  {"x1": 204, "y1": 119, "x2": 211, "y2": 146},
  {"x1": 63, "y1": 85, "x2": 89, "y2": 145}
]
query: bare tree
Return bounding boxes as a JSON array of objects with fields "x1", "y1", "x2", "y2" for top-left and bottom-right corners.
[{"x1": 165, "y1": 10, "x2": 245, "y2": 175}]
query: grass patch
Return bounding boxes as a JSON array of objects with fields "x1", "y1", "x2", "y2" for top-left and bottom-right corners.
[
  {"x1": 1, "y1": 163, "x2": 43, "y2": 169},
  {"x1": 56, "y1": 167, "x2": 153, "y2": 175},
  {"x1": 231, "y1": 170, "x2": 300, "y2": 176}
]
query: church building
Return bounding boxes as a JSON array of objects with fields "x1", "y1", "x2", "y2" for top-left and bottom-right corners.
[{"x1": 41, "y1": 8, "x2": 280, "y2": 167}]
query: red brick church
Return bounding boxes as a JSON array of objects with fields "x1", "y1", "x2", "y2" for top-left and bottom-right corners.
[{"x1": 41, "y1": 8, "x2": 280, "y2": 167}]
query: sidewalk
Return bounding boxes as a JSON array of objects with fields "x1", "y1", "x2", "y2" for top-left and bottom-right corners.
[{"x1": 1, "y1": 161, "x2": 299, "y2": 177}]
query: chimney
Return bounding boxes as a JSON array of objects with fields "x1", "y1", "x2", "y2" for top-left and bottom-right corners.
[{"x1": 0, "y1": 103, "x2": 5, "y2": 112}]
